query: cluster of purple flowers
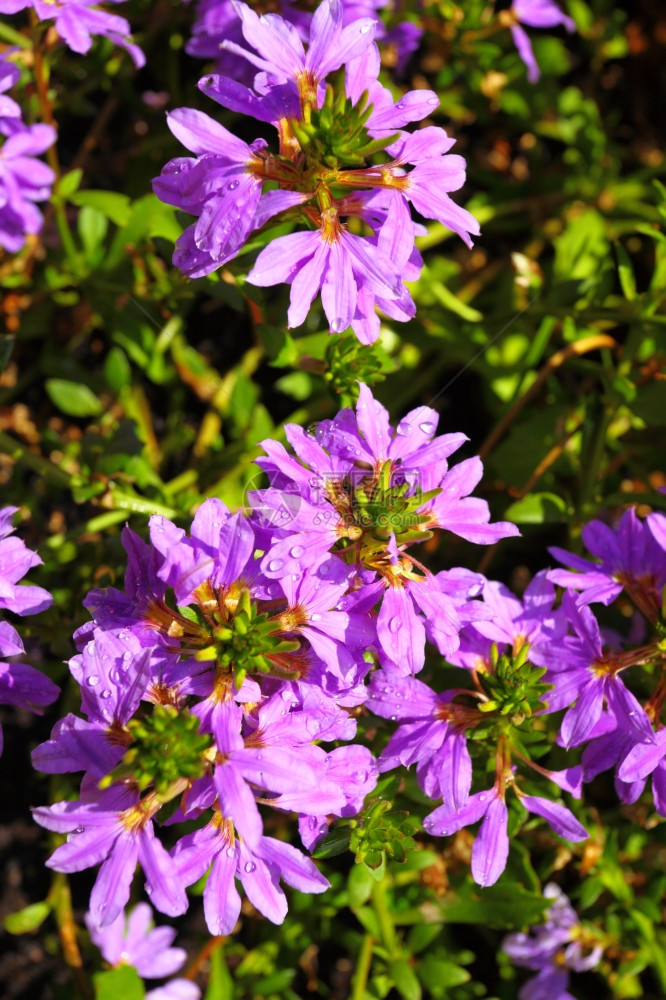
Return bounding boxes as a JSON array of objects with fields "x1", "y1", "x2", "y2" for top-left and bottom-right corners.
[
  {"x1": 184, "y1": 0, "x2": 422, "y2": 80},
  {"x1": 153, "y1": 0, "x2": 479, "y2": 342},
  {"x1": 31, "y1": 384, "x2": 666, "y2": 924},
  {"x1": 503, "y1": 883, "x2": 603, "y2": 999},
  {"x1": 0, "y1": 506, "x2": 58, "y2": 754},
  {"x1": 0, "y1": 0, "x2": 144, "y2": 65},
  {"x1": 0, "y1": 53, "x2": 56, "y2": 252}
]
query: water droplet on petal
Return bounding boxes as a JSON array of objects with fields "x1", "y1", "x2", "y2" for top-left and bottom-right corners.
[
  {"x1": 427, "y1": 96, "x2": 439, "y2": 106},
  {"x1": 396, "y1": 420, "x2": 410, "y2": 437},
  {"x1": 319, "y1": 823, "x2": 328, "y2": 834},
  {"x1": 228, "y1": 179, "x2": 239, "y2": 191},
  {"x1": 388, "y1": 616, "x2": 402, "y2": 633},
  {"x1": 419, "y1": 421, "x2": 435, "y2": 434},
  {"x1": 290, "y1": 545, "x2": 305, "y2": 558},
  {"x1": 123, "y1": 651, "x2": 132, "y2": 660},
  {"x1": 396, "y1": 101, "x2": 405, "y2": 110},
  {"x1": 75, "y1": 825, "x2": 85, "y2": 834},
  {"x1": 310, "y1": 612, "x2": 322, "y2": 623},
  {"x1": 479, "y1": 793, "x2": 487, "y2": 802},
  {"x1": 308, "y1": 815, "x2": 317, "y2": 830},
  {"x1": 244, "y1": 861, "x2": 257, "y2": 873},
  {"x1": 213, "y1": 520, "x2": 220, "y2": 528},
  {"x1": 226, "y1": 846, "x2": 236, "y2": 857},
  {"x1": 268, "y1": 558, "x2": 284, "y2": 572},
  {"x1": 359, "y1": 23, "x2": 371, "y2": 33},
  {"x1": 86, "y1": 675, "x2": 100, "y2": 687},
  {"x1": 100, "y1": 689, "x2": 112, "y2": 700}
]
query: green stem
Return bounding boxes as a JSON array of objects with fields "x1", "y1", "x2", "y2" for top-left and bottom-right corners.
[
  {"x1": 0, "y1": 21, "x2": 32, "y2": 48},
  {"x1": 372, "y1": 877, "x2": 397, "y2": 954},
  {"x1": 351, "y1": 933, "x2": 374, "y2": 1000},
  {"x1": 0, "y1": 429, "x2": 79, "y2": 487},
  {"x1": 48, "y1": 871, "x2": 93, "y2": 1000}
]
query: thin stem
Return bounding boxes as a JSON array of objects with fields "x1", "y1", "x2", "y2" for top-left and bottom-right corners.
[
  {"x1": 371, "y1": 877, "x2": 397, "y2": 955},
  {"x1": 0, "y1": 429, "x2": 79, "y2": 487},
  {"x1": 351, "y1": 933, "x2": 374, "y2": 1000},
  {"x1": 48, "y1": 872, "x2": 93, "y2": 1000},
  {"x1": 183, "y1": 934, "x2": 226, "y2": 981}
]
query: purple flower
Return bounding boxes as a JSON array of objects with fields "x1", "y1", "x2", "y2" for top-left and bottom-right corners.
[
  {"x1": 0, "y1": 508, "x2": 58, "y2": 754},
  {"x1": 86, "y1": 902, "x2": 189, "y2": 979},
  {"x1": 537, "y1": 592, "x2": 655, "y2": 749},
  {"x1": 0, "y1": 0, "x2": 145, "y2": 66},
  {"x1": 503, "y1": 883, "x2": 602, "y2": 999},
  {"x1": 549, "y1": 509, "x2": 666, "y2": 621},
  {"x1": 246, "y1": 208, "x2": 410, "y2": 337},
  {"x1": 223, "y1": 0, "x2": 376, "y2": 102},
  {"x1": 34, "y1": 787, "x2": 189, "y2": 928},
  {"x1": 0, "y1": 621, "x2": 59, "y2": 755},
  {"x1": 507, "y1": 0, "x2": 575, "y2": 83},
  {"x1": 173, "y1": 812, "x2": 328, "y2": 935},
  {"x1": 0, "y1": 121, "x2": 55, "y2": 253}
]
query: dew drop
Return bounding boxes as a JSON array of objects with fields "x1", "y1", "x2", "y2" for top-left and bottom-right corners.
[
  {"x1": 390, "y1": 714, "x2": 397, "y2": 721},
  {"x1": 118, "y1": 632, "x2": 127, "y2": 641},
  {"x1": 419, "y1": 421, "x2": 435, "y2": 434},
  {"x1": 384, "y1": 685, "x2": 394, "y2": 693},
  {"x1": 359, "y1": 22, "x2": 371, "y2": 33},
  {"x1": 427, "y1": 96, "x2": 439, "y2": 106},
  {"x1": 388, "y1": 616, "x2": 402, "y2": 633},
  {"x1": 100, "y1": 689, "x2": 112, "y2": 700},
  {"x1": 479, "y1": 793, "x2": 487, "y2": 802},
  {"x1": 308, "y1": 815, "x2": 317, "y2": 830},
  {"x1": 396, "y1": 101, "x2": 405, "y2": 110},
  {"x1": 123, "y1": 651, "x2": 132, "y2": 660},
  {"x1": 319, "y1": 824, "x2": 328, "y2": 834},
  {"x1": 291, "y1": 573, "x2": 300, "y2": 582},
  {"x1": 353, "y1": 770, "x2": 368, "y2": 782},
  {"x1": 396, "y1": 421, "x2": 410, "y2": 437},
  {"x1": 228, "y1": 179, "x2": 239, "y2": 191},
  {"x1": 226, "y1": 846, "x2": 236, "y2": 857},
  {"x1": 332, "y1": 317, "x2": 346, "y2": 332},
  {"x1": 75, "y1": 825, "x2": 85, "y2": 834},
  {"x1": 268, "y1": 558, "x2": 284, "y2": 572},
  {"x1": 213, "y1": 520, "x2": 220, "y2": 528},
  {"x1": 310, "y1": 612, "x2": 322, "y2": 622},
  {"x1": 281, "y1": 689, "x2": 292, "y2": 702},
  {"x1": 86, "y1": 675, "x2": 100, "y2": 687},
  {"x1": 244, "y1": 861, "x2": 257, "y2": 873},
  {"x1": 290, "y1": 544, "x2": 305, "y2": 558}
]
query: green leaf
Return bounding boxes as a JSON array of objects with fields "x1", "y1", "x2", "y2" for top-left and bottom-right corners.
[
  {"x1": 104, "y1": 346, "x2": 132, "y2": 391},
  {"x1": 348, "y1": 860, "x2": 375, "y2": 907},
  {"x1": 57, "y1": 168, "x2": 83, "y2": 199},
  {"x1": 93, "y1": 966, "x2": 145, "y2": 1000},
  {"x1": 71, "y1": 190, "x2": 132, "y2": 226},
  {"x1": 78, "y1": 205, "x2": 108, "y2": 255},
  {"x1": 615, "y1": 243, "x2": 637, "y2": 301},
  {"x1": 205, "y1": 946, "x2": 234, "y2": 1000},
  {"x1": 3, "y1": 902, "x2": 51, "y2": 934},
  {"x1": 505, "y1": 492, "x2": 567, "y2": 524},
  {"x1": 389, "y1": 959, "x2": 421, "y2": 1000},
  {"x1": 418, "y1": 955, "x2": 471, "y2": 996},
  {"x1": 45, "y1": 378, "x2": 103, "y2": 417},
  {"x1": 437, "y1": 882, "x2": 549, "y2": 930}
]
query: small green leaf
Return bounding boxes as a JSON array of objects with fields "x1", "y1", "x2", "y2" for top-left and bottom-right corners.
[
  {"x1": 45, "y1": 379, "x2": 103, "y2": 418},
  {"x1": 389, "y1": 959, "x2": 421, "y2": 1000},
  {"x1": 104, "y1": 346, "x2": 132, "y2": 391},
  {"x1": 93, "y1": 966, "x2": 145, "y2": 1000},
  {"x1": 71, "y1": 190, "x2": 132, "y2": 226},
  {"x1": 78, "y1": 205, "x2": 108, "y2": 255},
  {"x1": 57, "y1": 168, "x2": 83, "y2": 199},
  {"x1": 615, "y1": 243, "x2": 637, "y2": 301},
  {"x1": 505, "y1": 492, "x2": 567, "y2": 524},
  {"x1": 3, "y1": 902, "x2": 51, "y2": 934}
]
